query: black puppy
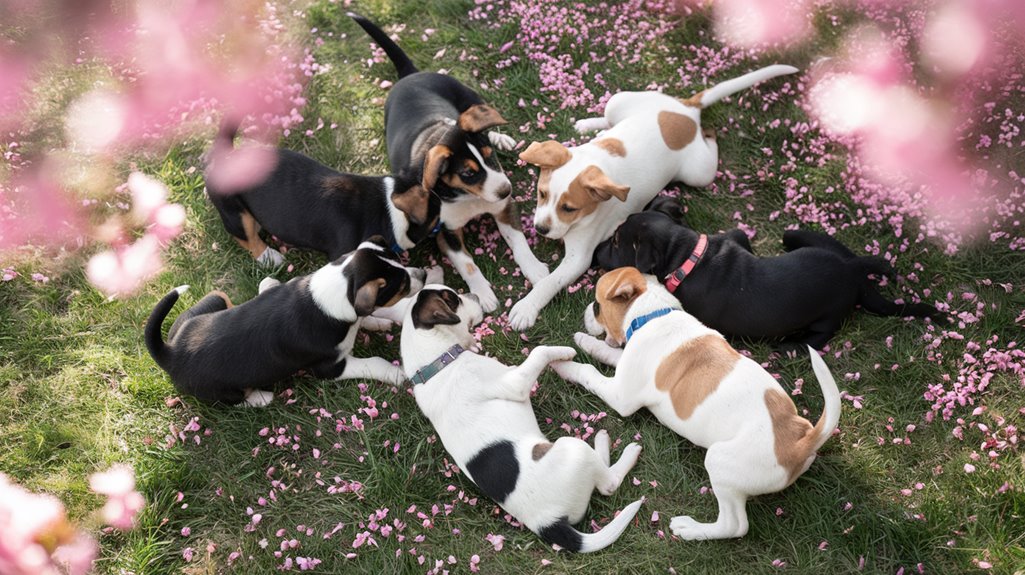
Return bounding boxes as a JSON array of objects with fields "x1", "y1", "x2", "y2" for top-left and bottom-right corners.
[
  {"x1": 204, "y1": 122, "x2": 441, "y2": 265},
  {"x1": 594, "y1": 197, "x2": 945, "y2": 350},
  {"x1": 145, "y1": 237, "x2": 425, "y2": 406},
  {"x1": 349, "y1": 13, "x2": 549, "y2": 312}
]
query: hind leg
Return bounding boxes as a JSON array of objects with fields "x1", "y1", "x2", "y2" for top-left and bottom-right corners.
[
  {"x1": 167, "y1": 291, "x2": 232, "y2": 340},
  {"x1": 592, "y1": 429, "x2": 642, "y2": 496},
  {"x1": 778, "y1": 315, "x2": 845, "y2": 352},
  {"x1": 235, "y1": 211, "x2": 284, "y2": 266},
  {"x1": 670, "y1": 442, "x2": 754, "y2": 540},
  {"x1": 676, "y1": 130, "x2": 718, "y2": 188}
]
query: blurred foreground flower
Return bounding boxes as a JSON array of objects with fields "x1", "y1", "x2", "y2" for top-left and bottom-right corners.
[{"x1": 88, "y1": 465, "x2": 146, "y2": 530}]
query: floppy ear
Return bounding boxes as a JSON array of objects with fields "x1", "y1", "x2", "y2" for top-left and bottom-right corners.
[
  {"x1": 412, "y1": 290, "x2": 461, "y2": 329},
  {"x1": 458, "y1": 104, "x2": 508, "y2": 133},
  {"x1": 422, "y1": 145, "x2": 452, "y2": 191},
  {"x1": 577, "y1": 165, "x2": 630, "y2": 203},
  {"x1": 354, "y1": 278, "x2": 385, "y2": 316},
  {"x1": 601, "y1": 267, "x2": 646, "y2": 302},
  {"x1": 634, "y1": 238, "x2": 661, "y2": 275},
  {"x1": 519, "y1": 140, "x2": 571, "y2": 169},
  {"x1": 645, "y1": 196, "x2": 687, "y2": 225},
  {"x1": 391, "y1": 184, "x2": 430, "y2": 225}
]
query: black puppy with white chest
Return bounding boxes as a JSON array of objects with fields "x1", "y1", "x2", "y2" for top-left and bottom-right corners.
[
  {"x1": 349, "y1": 13, "x2": 549, "y2": 312},
  {"x1": 594, "y1": 198, "x2": 945, "y2": 350},
  {"x1": 145, "y1": 237, "x2": 425, "y2": 406},
  {"x1": 204, "y1": 122, "x2": 440, "y2": 265}
]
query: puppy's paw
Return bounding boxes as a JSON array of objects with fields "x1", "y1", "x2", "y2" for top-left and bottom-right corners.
[
  {"x1": 670, "y1": 516, "x2": 717, "y2": 541},
  {"x1": 574, "y1": 117, "x2": 609, "y2": 134},
  {"x1": 620, "y1": 442, "x2": 642, "y2": 466},
  {"x1": 256, "y1": 246, "x2": 285, "y2": 267},
  {"x1": 549, "y1": 360, "x2": 579, "y2": 381},
  {"x1": 544, "y1": 345, "x2": 577, "y2": 363},
  {"x1": 382, "y1": 365, "x2": 408, "y2": 387},
  {"x1": 258, "y1": 277, "x2": 281, "y2": 294},
  {"x1": 573, "y1": 332, "x2": 605, "y2": 354},
  {"x1": 241, "y1": 389, "x2": 274, "y2": 408},
  {"x1": 519, "y1": 260, "x2": 550, "y2": 285},
  {"x1": 488, "y1": 131, "x2": 517, "y2": 151},
  {"x1": 424, "y1": 265, "x2": 445, "y2": 285},
  {"x1": 472, "y1": 284, "x2": 499, "y2": 313},
  {"x1": 508, "y1": 299, "x2": 539, "y2": 331},
  {"x1": 360, "y1": 316, "x2": 396, "y2": 332}
]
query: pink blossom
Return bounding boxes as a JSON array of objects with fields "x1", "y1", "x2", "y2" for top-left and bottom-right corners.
[{"x1": 89, "y1": 465, "x2": 145, "y2": 530}]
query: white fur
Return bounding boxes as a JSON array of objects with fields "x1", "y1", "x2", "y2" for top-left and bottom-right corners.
[
  {"x1": 384, "y1": 176, "x2": 416, "y2": 251},
  {"x1": 552, "y1": 275, "x2": 840, "y2": 541},
  {"x1": 509, "y1": 65, "x2": 798, "y2": 330},
  {"x1": 256, "y1": 246, "x2": 286, "y2": 267},
  {"x1": 258, "y1": 277, "x2": 280, "y2": 294},
  {"x1": 401, "y1": 287, "x2": 643, "y2": 551},
  {"x1": 242, "y1": 389, "x2": 274, "y2": 408},
  {"x1": 488, "y1": 131, "x2": 517, "y2": 151},
  {"x1": 174, "y1": 285, "x2": 190, "y2": 295}
]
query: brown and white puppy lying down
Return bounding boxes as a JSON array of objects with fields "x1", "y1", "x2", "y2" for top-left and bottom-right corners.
[
  {"x1": 145, "y1": 237, "x2": 425, "y2": 406},
  {"x1": 401, "y1": 285, "x2": 644, "y2": 552},
  {"x1": 552, "y1": 267, "x2": 841, "y2": 540}
]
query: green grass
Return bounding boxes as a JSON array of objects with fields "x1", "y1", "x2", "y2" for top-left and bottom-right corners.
[{"x1": 2, "y1": 0, "x2": 1025, "y2": 573}]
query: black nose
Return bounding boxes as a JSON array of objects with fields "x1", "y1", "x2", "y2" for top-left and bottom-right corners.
[{"x1": 536, "y1": 224, "x2": 550, "y2": 235}]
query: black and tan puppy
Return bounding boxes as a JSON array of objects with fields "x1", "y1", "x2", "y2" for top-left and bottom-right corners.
[
  {"x1": 145, "y1": 238, "x2": 425, "y2": 406},
  {"x1": 204, "y1": 122, "x2": 440, "y2": 265},
  {"x1": 349, "y1": 13, "x2": 549, "y2": 312},
  {"x1": 594, "y1": 197, "x2": 945, "y2": 350}
]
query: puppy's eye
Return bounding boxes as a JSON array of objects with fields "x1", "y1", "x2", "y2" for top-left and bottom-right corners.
[
  {"x1": 560, "y1": 204, "x2": 578, "y2": 213},
  {"x1": 612, "y1": 232, "x2": 619, "y2": 248},
  {"x1": 593, "y1": 301, "x2": 602, "y2": 318},
  {"x1": 459, "y1": 168, "x2": 476, "y2": 179}
]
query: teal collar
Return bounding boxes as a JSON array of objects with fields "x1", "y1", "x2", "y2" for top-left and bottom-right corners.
[
  {"x1": 625, "y1": 308, "x2": 674, "y2": 342},
  {"x1": 410, "y1": 344, "x2": 465, "y2": 385}
]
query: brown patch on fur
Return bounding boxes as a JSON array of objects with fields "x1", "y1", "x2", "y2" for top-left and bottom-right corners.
[
  {"x1": 353, "y1": 278, "x2": 386, "y2": 316},
  {"x1": 764, "y1": 388, "x2": 816, "y2": 486},
  {"x1": 557, "y1": 165, "x2": 630, "y2": 225},
  {"x1": 593, "y1": 267, "x2": 648, "y2": 344},
  {"x1": 536, "y1": 169, "x2": 554, "y2": 205},
  {"x1": 382, "y1": 275, "x2": 411, "y2": 308},
  {"x1": 391, "y1": 185, "x2": 430, "y2": 224},
  {"x1": 209, "y1": 291, "x2": 234, "y2": 308},
  {"x1": 680, "y1": 91, "x2": 704, "y2": 108},
  {"x1": 422, "y1": 145, "x2": 452, "y2": 191},
  {"x1": 237, "y1": 211, "x2": 272, "y2": 259},
  {"x1": 657, "y1": 111, "x2": 698, "y2": 151},
  {"x1": 594, "y1": 138, "x2": 626, "y2": 157},
  {"x1": 532, "y1": 442, "x2": 554, "y2": 460},
  {"x1": 655, "y1": 335, "x2": 740, "y2": 420},
  {"x1": 519, "y1": 141, "x2": 571, "y2": 169},
  {"x1": 464, "y1": 158, "x2": 480, "y2": 172},
  {"x1": 494, "y1": 201, "x2": 521, "y2": 230},
  {"x1": 458, "y1": 104, "x2": 508, "y2": 133},
  {"x1": 441, "y1": 172, "x2": 485, "y2": 197},
  {"x1": 481, "y1": 146, "x2": 493, "y2": 158}
]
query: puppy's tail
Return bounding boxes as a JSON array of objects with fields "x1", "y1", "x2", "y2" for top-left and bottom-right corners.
[
  {"x1": 805, "y1": 346, "x2": 841, "y2": 454},
  {"x1": 851, "y1": 258, "x2": 946, "y2": 322},
  {"x1": 347, "y1": 12, "x2": 418, "y2": 79},
  {"x1": 536, "y1": 498, "x2": 643, "y2": 553},
  {"x1": 145, "y1": 285, "x2": 189, "y2": 369},
  {"x1": 685, "y1": 65, "x2": 799, "y2": 108}
]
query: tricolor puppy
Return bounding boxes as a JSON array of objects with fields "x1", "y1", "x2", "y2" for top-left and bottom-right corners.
[
  {"x1": 145, "y1": 238, "x2": 425, "y2": 406},
  {"x1": 204, "y1": 121, "x2": 440, "y2": 266},
  {"x1": 350, "y1": 13, "x2": 549, "y2": 311},
  {"x1": 401, "y1": 285, "x2": 644, "y2": 552},
  {"x1": 509, "y1": 65, "x2": 798, "y2": 329},
  {"x1": 593, "y1": 196, "x2": 946, "y2": 350},
  {"x1": 551, "y1": 267, "x2": 841, "y2": 540}
]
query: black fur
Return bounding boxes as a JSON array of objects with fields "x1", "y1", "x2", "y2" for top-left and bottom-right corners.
[
  {"x1": 594, "y1": 203, "x2": 946, "y2": 350},
  {"x1": 145, "y1": 238, "x2": 419, "y2": 404},
  {"x1": 537, "y1": 518, "x2": 583, "y2": 552},
  {"x1": 411, "y1": 288, "x2": 463, "y2": 329},
  {"x1": 205, "y1": 122, "x2": 440, "y2": 260},
  {"x1": 465, "y1": 440, "x2": 519, "y2": 504}
]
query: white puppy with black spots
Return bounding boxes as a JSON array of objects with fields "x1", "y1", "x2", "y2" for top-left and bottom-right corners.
[
  {"x1": 400, "y1": 285, "x2": 644, "y2": 552},
  {"x1": 509, "y1": 65, "x2": 799, "y2": 329},
  {"x1": 551, "y1": 267, "x2": 841, "y2": 540}
]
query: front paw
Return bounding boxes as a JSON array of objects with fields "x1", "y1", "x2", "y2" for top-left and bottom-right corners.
[
  {"x1": 574, "y1": 117, "x2": 606, "y2": 134},
  {"x1": 489, "y1": 131, "x2": 517, "y2": 151},
  {"x1": 256, "y1": 246, "x2": 285, "y2": 267},
  {"x1": 382, "y1": 365, "x2": 408, "y2": 387},
  {"x1": 241, "y1": 389, "x2": 274, "y2": 408},
  {"x1": 573, "y1": 332, "x2": 605, "y2": 353},
  {"x1": 471, "y1": 284, "x2": 499, "y2": 313},
  {"x1": 520, "y1": 260, "x2": 550, "y2": 285},
  {"x1": 360, "y1": 317, "x2": 396, "y2": 332},
  {"x1": 543, "y1": 346, "x2": 577, "y2": 363},
  {"x1": 549, "y1": 360, "x2": 579, "y2": 381},
  {"x1": 508, "y1": 299, "x2": 540, "y2": 330},
  {"x1": 424, "y1": 265, "x2": 445, "y2": 285}
]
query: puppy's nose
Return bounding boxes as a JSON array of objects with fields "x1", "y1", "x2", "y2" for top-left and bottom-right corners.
[
  {"x1": 535, "y1": 223, "x2": 550, "y2": 236},
  {"x1": 498, "y1": 183, "x2": 511, "y2": 200}
]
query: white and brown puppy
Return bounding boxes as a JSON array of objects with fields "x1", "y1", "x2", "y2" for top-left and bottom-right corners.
[
  {"x1": 145, "y1": 237, "x2": 424, "y2": 406},
  {"x1": 551, "y1": 267, "x2": 840, "y2": 540},
  {"x1": 509, "y1": 65, "x2": 798, "y2": 329},
  {"x1": 401, "y1": 285, "x2": 644, "y2": 552}
]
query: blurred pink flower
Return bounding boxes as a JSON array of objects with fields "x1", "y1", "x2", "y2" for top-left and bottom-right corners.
[
  {"x1": 713, "y1": 0, "x2": 813, "y2": 48},
  {"x1": 89, "y1": 465, "x2": 146, "y2": 530},
  {"x1": 204, "y1": 144, "x2": 279, "y2": 195},
  {"x1": 87, "y1": 234, "x2": 165, "y2": 298}
]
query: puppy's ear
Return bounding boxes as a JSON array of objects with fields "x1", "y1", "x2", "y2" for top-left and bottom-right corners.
[
  {"x1": 601, "y1": 267, "x2": 646, "y2": 302},
  {"x1": 458, "y1": 104, "x2": 508, "y2": 133},
  {"x1": 411, "y1": 290, "x2": 461, "y2": 329},
  {"x1": 391, "y1": 184, "x2": 430, "y2": 225},
  {"x1": 422, "y1": 145, "x2": 452, "y2": 191},
  {"x1": 645, "y1": 196, "x2": 687, "y2": 225},
  {"x1": 519, "y1": 140, "x2": 571, "y2": 169},
  {"x1": 354, "y1": 278, "x2": 386, "y2": 316},
  {"x1": 576, "y1": 165, "x2": 630, "y2": 203},
  {"x1": 634, "y1": 238, "x2": 661, "y2": 274}
]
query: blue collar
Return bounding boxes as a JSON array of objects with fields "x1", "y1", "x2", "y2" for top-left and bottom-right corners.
[
  {"x1": 391, "y1": 241, "x2": 406, "y2": 254},
  {"x1": 625, "y1": 308, "x2": 675, "y2": 342},
  {"x1": 410, "y1": 344, "x2": 465, "y2": 385}
]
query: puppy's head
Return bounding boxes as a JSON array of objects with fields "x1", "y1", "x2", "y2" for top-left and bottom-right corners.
[
  {"x1": 584, "y1": 267, "x2": 648, "y2": 347},
  {"x1": 593, "y1": 208, "x2": 683, "y2": 275},
  {"x1": 390, "y1": 170, "x2": 442, "y2": 246},
  {"x1": 421, "y1": 104, "x2": 511, "y2": 203},
  {"x1": 407, "y1": 285, "x2": 484, "y2": 340},
  {"x1": 519, "y1": 140, "x2": 630, "y2": 240},
  {"x1": 314, "y1": 236, "x2": 426, "y2": 319}
]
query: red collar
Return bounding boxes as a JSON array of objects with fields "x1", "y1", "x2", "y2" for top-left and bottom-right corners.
[{"x1": 664, "y1": 234, "x2": 708, "y2": 292}]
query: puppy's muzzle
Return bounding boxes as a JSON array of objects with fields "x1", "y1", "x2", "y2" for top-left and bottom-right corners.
[
  {"x1": 583, "y1": 302, "x2": 604, "y2": 337},
  {"x1": 408, "y1": 268, "x2": 427, "y2": 293}
]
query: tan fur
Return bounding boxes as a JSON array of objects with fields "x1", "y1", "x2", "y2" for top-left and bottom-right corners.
[
  {"x1": 680, "y1": 91, "x2": 704, "y2": 108},
  {"x1": 457, "y1": 104, "x2": 508, "y2": 133},
  {"x1": 494, "y1": 201, "x2": 521, "y2": 229},
  {"x1": 391, "y1": 185, "x2": 430, "y2": 224},
  {"x1": 657, "y1": 111, "x2": 698, "y2": 151},
  {"x1": 764, "y1": 389, "x2": 817, "y2": 486},
  {"x1": 556, "y1": 166, "x2": 630, "y2": 224},
  {"x1": 536, "y1": 169, "x2": 554, "y2": 205},
  {"x1": 441, "y1": 158, "x2": 486, "y2": 197},
  {"x1": 532, "y1": 442, "x2": 554, "y2": 460},
  {"x1": 519, "y1": 140, "x2": 572, "y2": 169},
  {"x1": 593, "y1": 268, "x2": 647, "y2": 344},
  {"x1": 594, "y1": 138, "x2": 626, "y2": 157},
  {"x1": 655, "y1": 335, "x2": 739, "y2": 420},
  {"x1": 423, "y1": 145, "x2": 452, "y2": 191},
  {"x1": 209, "y1": 291, "x2": 234, "y2": 308},
  {"x1": 237, "y1": 211, "x2": 271, "y2": 259}
]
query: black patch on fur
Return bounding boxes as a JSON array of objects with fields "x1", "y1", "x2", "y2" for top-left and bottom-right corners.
[
  {"x1": 538, "y1": 518, "x2": 583, "y2": 552},
  {"x1": 465, "y1": 440, "x2": 519, "y2": 504},
  {"x1": 411, "y1": 288, "x2": 463, "y2": 329}
]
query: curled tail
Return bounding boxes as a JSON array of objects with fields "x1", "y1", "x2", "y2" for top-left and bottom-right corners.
[
  {"x1": 348, "y1": 12, "x2": 418, "y2": 78},
  {"x1": 805, "y1": 346, "x2": 841, "y2": 453},
  {"x1": 145, "y1": 286, "x2": 189, "y2": 369},
  {"x1": 536, "y1": 498, "x2": 643, "y2": 553},
  {"x1": 686, "y1": 64, "x2": 799, "y2": 108}
]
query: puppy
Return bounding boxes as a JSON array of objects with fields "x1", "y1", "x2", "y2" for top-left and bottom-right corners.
[
  {"x1": 594, "y1": 197, "x2": 946, "y2": 350},
  {"x1": 551, "y1": 267, "x2": 841, "y2": 540},
  {"x1": 350, "y1": 13, "x2": 549, "y2": 311},
  {"x1": 204, "y1": 122, "x2": 440, "y2": 265},
  {"x1": 509, "y1": 65, "x2": 798, "y2": 329},
  {"x1": 401, "y1": 285, "x2": 643, "y2": 552},
  {"x1": 145, "y1": 237, "x2": 425, "y2": 406}
]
